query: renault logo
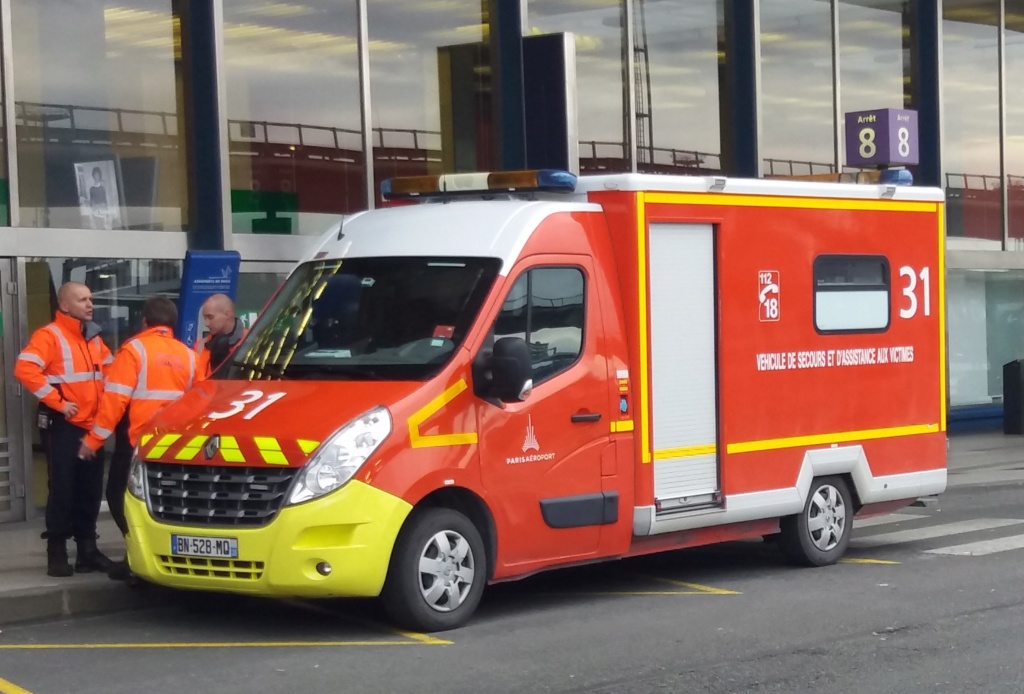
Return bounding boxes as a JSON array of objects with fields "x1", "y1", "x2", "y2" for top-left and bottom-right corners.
[{"x1": 203, "y1": 435, "x2": 221, "y2": 461}]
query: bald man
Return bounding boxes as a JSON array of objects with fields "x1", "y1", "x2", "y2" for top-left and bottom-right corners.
[
  {"x1": 15, "y1": 282, "x2": 114, "y2": 577},
  {"x1": 195, "y1": 293, "x2": 247, "y2": 379}
]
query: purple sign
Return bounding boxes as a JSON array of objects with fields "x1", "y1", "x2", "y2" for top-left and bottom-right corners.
[{"x1": 844, "y1": 108, "x2": 918, "y2": 168}]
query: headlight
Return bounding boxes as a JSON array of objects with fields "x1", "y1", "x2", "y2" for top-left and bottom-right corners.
[
  {"x1": 127, "y1": 451, "x2": 146, "y2": 499},
  {"x1": 287, "y1": 406, "x2": 392, "y2": 505}
]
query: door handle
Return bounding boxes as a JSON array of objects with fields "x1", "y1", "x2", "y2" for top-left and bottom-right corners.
[{"x1": 571, "y1": 412, "x2": 602, "y2": 423}]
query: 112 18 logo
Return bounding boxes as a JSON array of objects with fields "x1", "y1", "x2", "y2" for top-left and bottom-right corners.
[{"x1": 758, "y1": 271, "x2": 780, "y2": 322}]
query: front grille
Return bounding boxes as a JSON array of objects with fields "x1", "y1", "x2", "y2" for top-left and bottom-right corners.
[
  {"x1": 145, "y1": 463, "x2": 298, "y2": 527},
  {"x1": 157, "y1": 555, "x2": 265, "y2": 581}
]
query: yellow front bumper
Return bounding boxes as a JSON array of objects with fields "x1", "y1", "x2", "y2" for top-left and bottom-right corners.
[{"x1": 124, "y1": 480, "x2": 412, "y2": 598}]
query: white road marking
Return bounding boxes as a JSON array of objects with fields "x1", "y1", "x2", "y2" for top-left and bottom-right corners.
[
  {"x1": 854, "y1": 513, "x2": 928, "y2": 529},
  {"x1": 851, "y1": 519, "x2": 1024, "y2": 548},
  {"x1": 925, "y1": 534, "x2": 1024, "y2": 557}
]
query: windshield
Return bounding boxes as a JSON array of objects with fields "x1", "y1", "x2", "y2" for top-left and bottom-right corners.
[{"x1": 223, "y1": 256, "x2": 501, "y2": 381}]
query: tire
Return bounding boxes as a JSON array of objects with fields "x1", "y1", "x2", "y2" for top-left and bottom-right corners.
[
  {"x1": 779, "y1": 475, "x2": 852, "y2": 567},
  {"x1": 381, "y1": 507, "x2": 486, "y2": 632}
]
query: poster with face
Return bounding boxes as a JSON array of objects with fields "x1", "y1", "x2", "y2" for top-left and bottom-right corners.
[{"x1": 74, "y1": 160, "x2": 123, "y2": 230}]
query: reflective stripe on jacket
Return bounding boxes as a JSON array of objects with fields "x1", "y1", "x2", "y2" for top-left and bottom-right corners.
[
  {"x1": 83, "y1": 325, "x2": 196, "y2": 450},
  {"x1": 14, "y1": 311, "x2": 112, "y2": 429}
]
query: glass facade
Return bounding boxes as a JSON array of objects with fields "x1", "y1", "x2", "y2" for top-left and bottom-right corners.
[
  {"x1": 1007, "y1": 2, "x2": 1024, "y2": 242},
  {"x1": 25, "y1": 257, "x2": 183, "y2": 352},
  {"x1": 367, "y1": 0, "x2": 486, "y2": 205},
  {"x1": 529, "y1": 0, "x2": 627, "y2": 173},
  {"x1": 224, "y1": 0, "x2": 364, "y2": 236},
  {"x1": 760, "y1": 0, "x2": 836, "y2": 176},
  {"x1": 638, "y1": 0, "x2": 723, "y2": 174},
  {"x1": 11, "y1": 0, "x2": 1024, "y2": 519},
  {"x1": 11, "y1": 0, "x2": 189, "y2": 230},
  {"x1": 0, "y1": 43, "x2": 6, "y2": 223},
  {"x1": 947, "y1": 268, "x2": 1024, "y2": 408},
  {"x1": 836, "y1": 1, "x2": 910, "y2": 180},
  {"x1": 942, "y1": 1, "x2": 1001, "y2": 240},
  {"x1": 837, "y1": 1, "x2": 909, "y2": 117}
]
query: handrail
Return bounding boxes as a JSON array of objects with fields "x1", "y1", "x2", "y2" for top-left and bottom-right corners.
[{"x1": 14, "y1": 102, "x2": 1024, "y2": 186}]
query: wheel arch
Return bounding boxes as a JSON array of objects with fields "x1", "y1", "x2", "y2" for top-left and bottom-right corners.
[
  {"x1": 838, "y1": 471, "x2": 863, "y2": 513},
  {"x1": 780, "y1": 473, "x2": 855, "y2": 566},
  {"x1": 412, "y1": 487, "x2": 498, "y2": 582}
]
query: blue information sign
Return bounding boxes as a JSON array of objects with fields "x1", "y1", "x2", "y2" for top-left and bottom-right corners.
[{"x1": 177, "y1": 250, "x2": 241, "y2": 348}]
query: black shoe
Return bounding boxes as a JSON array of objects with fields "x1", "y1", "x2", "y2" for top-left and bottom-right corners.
[
  {"x1": 75, "y1": 537, "x2": 114, "y2": 573},
  {"x1": 47, "y1": 541, "x2": 74, "y2": 578},
  {"x1": 107, "y1": 560, "x2": 132, "y2": 582},
  {"x1": 108, "y1": 561, "x2": 142, "y2": 588}
]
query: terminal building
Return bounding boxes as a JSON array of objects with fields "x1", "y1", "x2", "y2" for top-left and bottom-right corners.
[{"x1": 0, "y1": 0, "x2": 1020, "y2": 523}]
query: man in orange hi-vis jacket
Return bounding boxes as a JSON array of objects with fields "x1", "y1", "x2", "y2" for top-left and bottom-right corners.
[
  {"x1": 79, "y1": 296, "x2": 196, "y2": 580},
  {"x1": 15, "y1": 281, "x2": 114, "y2": 578}
]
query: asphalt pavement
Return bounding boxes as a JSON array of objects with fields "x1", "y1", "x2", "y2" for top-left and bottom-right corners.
[
  {"x1": 5, "y1": 445, "x2": 1024, "y2": 694},
  {"x1": 0, "y1": 430, "x2": 1021, "y2": 629}
]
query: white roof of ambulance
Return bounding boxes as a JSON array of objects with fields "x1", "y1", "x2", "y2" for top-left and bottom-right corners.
[
  {"x1": 574, "y1": 173, "x2": 945, "y2": 202},
  {"x1": 304, "y1": 200, "x2": 600, "y2": 275},
  {"x1": 304, "y1": 174, "x2": 944, "y2": 274}
]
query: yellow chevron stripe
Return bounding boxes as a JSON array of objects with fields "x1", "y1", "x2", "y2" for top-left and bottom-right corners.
[
  {"x1": 218, "y1": 435, "x2": 245, "y2": 463},
  {"x1": 174, "y1": 435, "x2": 209, "y2": 461},
  {"x1": 254, "y1": 436, "x2": 288, "y2": 466},
  {"x1": 408, "y1": 379, "x2": 478, "y2": 449},
  {"x1": 146, "y1": 434, "x2": 181, "y2": 458},
  {"x1": 297, "y1": 439, "x2": 320, "y2": 455}
]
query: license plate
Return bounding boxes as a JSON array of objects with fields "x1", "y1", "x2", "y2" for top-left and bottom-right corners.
[{"x1": 171, "y1": 534, "x2": 239, "y2": 558}]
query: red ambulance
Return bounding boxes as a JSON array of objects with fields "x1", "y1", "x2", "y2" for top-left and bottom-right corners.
[{"x1": 123, "y1": 170, "x2": 947, "y2": 631}]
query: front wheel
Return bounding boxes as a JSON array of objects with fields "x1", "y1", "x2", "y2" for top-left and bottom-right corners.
[
  {"x1": 381, "y1": 507, "x2": 486, "y2": 632},
  {"x1": 779, "y1": 476, "x2": 852, "y2": 567}
]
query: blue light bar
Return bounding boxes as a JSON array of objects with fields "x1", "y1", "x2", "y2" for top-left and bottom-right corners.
[
  {"x1": 878, "y1": 168, "x2": 913, "y2": 186},
  {"x1": 533, "y1": 169, "x2": 579, "y2": 191}
]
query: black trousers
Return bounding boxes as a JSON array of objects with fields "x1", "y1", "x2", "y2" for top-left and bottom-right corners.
[
  {"x1": 45, "y1": 415, "x2": 105, "y2": 543},
  {"x1": 105, "y1": 414, "x2": 133, "y2": 537}
]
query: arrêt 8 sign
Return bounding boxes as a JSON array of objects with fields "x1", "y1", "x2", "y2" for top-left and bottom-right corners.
[{"x1": 844, "y1": 108, "x2": 919, "y2": 168}]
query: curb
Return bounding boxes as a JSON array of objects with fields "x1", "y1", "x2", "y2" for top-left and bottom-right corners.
[{"x1": 0, "y1": 579, "x2": 158, "y2": 627}]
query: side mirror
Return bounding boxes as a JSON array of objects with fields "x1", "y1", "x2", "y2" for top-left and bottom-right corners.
[{"x1": 488, "y1": 337, "x2": 533, "y2": 402}]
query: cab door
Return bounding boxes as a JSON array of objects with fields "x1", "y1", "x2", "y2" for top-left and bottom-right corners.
[{"x1": 477, "y1": 258, "x2": 612, "y2": 569}]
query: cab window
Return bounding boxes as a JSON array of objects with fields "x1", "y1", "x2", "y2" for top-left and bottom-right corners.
[{"x1": 492, "y1": 267, "x2": 585, "y2": 384}]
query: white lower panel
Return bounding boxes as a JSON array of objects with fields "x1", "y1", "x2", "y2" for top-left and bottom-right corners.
[
  {"x1": 653, "y1": 454, "x2": 718, "y2": 500},
  {"x1": 633, "y1": 443, "x2": 947, "y2": 536}
]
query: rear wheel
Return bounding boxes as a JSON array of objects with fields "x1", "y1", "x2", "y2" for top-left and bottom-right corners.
[
  {"x1": 381, "y1": 507, "x2": 486, "y2": 632},
  {"x1": 780, "y1": 476, "x2": 852, "y2": 567}
]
